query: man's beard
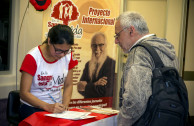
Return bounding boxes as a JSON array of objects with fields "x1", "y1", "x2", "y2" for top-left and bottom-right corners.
[{"x1": 88, "y1": 51, "x2": 107, "y2": 81}]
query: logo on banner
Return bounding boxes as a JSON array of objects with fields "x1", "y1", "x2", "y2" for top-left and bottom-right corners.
[
  {"x1": 50, "y1": 0, "x2": 79, "y2": 25},
  {"x1": 47, "y1": 0, "x2": 83, "y2": 39}
]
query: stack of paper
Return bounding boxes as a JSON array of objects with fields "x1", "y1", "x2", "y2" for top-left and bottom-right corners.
[
  {"x1": 80, "y1": 106, "x2": 119, "y2": 115},
  {"x1": 90, "y1": 108, "x2": 119, "y2": 115},
  {"x1": 45, "y1": 111, "x2": 96, "y2": 120}
]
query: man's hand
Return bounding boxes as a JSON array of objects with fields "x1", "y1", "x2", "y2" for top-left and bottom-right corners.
[
  {"x1": 77, "y1": 81, "x2": 87, "y2": 91},
  {"x1": 94, "y1": 76, "x2": 107, "y2": 86}
]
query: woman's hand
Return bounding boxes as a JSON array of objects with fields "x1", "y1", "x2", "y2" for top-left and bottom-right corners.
[{"x1": 45, "y1": 103, "x2": 66, "y2": 113}]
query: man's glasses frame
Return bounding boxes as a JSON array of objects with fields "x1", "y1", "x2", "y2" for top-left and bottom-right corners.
[
  {"x1": 114, "y1": 27, "x2": 129, "y2": 39},
  {"x1": 52, "y1": 44, "x2": 71, "y2": 54}
]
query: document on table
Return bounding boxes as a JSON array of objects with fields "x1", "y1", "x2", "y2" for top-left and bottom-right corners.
[
  {"x1": 90, "y1": 108, "x2": 119, "y2": 115},
  {"x1": 81, "y1": 106, "x2": 119, "y2": 115},
  {"x1": 45, "y1": 111, "x2": 96, "y2": 120}
]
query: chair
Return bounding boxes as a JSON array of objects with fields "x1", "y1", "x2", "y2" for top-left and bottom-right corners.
[{"x1": 7, "y1": 90, "x2": 21, "y2": 126}]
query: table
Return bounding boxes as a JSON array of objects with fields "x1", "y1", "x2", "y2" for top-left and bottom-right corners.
[
  {"x1": 18, "y1": 108, "x2": 118, "y2": 126},
  {"x1": 83, "y1": 115, "x2": 117, "y2": 126}
]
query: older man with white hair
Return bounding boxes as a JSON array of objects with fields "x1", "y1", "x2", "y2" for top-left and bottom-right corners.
[
  {"x1": 115, "y1": 11, "x2": 178, "y2": 126},
  {"x1": 77, "y1": 32, "x2": 115, "y2": 98}
]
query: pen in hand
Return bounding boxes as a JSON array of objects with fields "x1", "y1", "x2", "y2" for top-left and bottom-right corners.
[
  {"x1": 48, "y1": 93, "x2": 66, "y2": 109},
  {"x1": 48, "y1": 93, "x2": 57, "y2": 103}
]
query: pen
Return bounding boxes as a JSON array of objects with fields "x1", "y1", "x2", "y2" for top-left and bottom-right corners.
[{"x1": 48, "y1": 93, "x2": 57, "y2": 103}]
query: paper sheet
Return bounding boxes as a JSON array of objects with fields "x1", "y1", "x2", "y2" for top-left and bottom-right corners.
[
  {"x1": 45, "y1": 111, "x2": 96, "y2": 120},
  {"x1": 90, "y1": 108, "x2": 119, "y2": 115},
  {"x1": 81, "y1": 106, "x2": 119, "y2": 115}
]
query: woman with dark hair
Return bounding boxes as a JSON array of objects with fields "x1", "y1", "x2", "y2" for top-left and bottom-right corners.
[{"x1": 19, "y1": 24, "x2": 78, "y2": 121}]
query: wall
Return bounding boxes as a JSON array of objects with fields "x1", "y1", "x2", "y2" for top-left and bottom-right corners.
[
  {"x1": 0, "y1": 0, "x2": 20, "y2": 99},
  {"x1": 17, "y1": 0, "x2": 43, "y2": 84},
  {"x1": 0, "y1": 0, "x2": 43, "y2": 98},
  {"x1": 184, "y1": 0, "x2": 194, "y2": 116}
]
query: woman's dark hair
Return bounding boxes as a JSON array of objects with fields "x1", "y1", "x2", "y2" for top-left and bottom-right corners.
[{"x1": 43, "y1": 24, "x2": 74, "y2": 45}]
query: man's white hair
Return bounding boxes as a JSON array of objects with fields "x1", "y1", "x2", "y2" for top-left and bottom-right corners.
[
  {"x1": 117, "y1": 11, "x2": 149, "y2": 35},
  {"x1": 89, "y1": 32, "x2": 107, "y2": 81}
]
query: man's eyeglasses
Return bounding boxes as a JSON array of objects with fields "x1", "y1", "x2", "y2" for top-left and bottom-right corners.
[
  {"x1": 91, "y1": 43, "x2": 105, "y2": 48},
  {"x1": 114, "y1": 27, "x2": 128, "y2": 39},
  {"x1": 52, "y1": 44, "x2": 71, "y2": 54}
]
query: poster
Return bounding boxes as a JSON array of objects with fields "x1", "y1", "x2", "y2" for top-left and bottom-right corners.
[{"x1": 42, "y1": 0, "x2": 120, "y2": 108}]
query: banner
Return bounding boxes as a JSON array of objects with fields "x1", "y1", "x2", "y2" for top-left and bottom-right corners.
[{"x1": 42, "y1": 0, "x2": 120, "y2": 108}]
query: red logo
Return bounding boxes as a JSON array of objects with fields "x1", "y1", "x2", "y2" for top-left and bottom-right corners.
[{"x1": 51, "y1": 0, "x2": 79, "y2": 25}]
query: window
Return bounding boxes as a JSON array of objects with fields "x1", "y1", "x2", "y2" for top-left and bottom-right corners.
[{"x1": 0, "y1": 0, "x2": 11, "y2": 71}]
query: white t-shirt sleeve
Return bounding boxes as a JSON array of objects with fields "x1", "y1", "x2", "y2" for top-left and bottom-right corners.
[{"x1": 20, "y1": 54, "x2": 37, "y2": 76}]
